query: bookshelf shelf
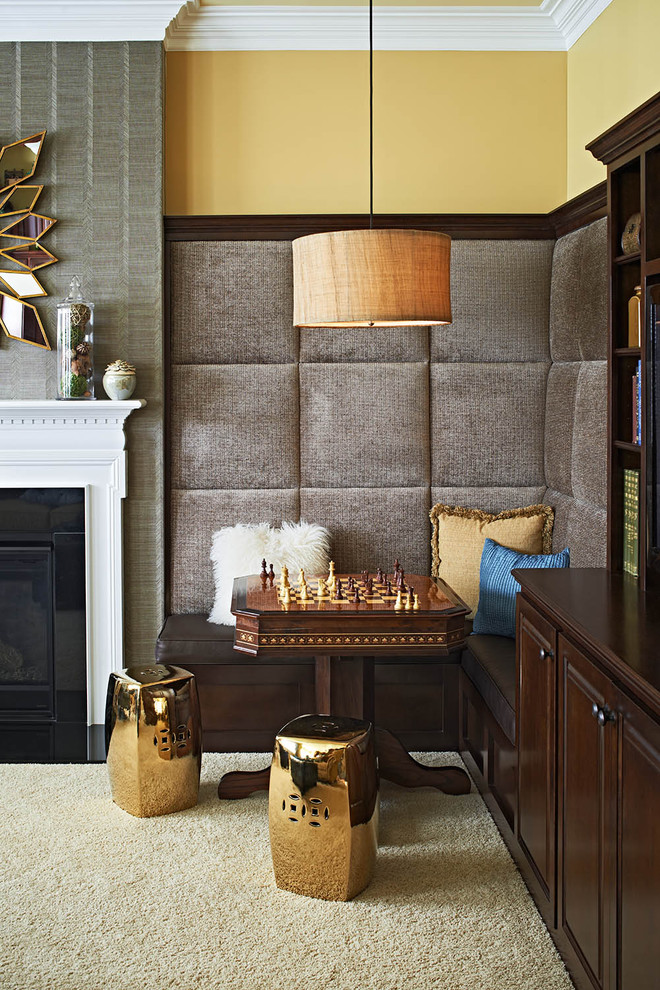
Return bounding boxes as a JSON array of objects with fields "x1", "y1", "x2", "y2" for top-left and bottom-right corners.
[
  {"x1": 614, "y1": 347, "x2": 642, "y2": 357},
  {"x1": 614, "y1": 440, "x2": 642, "y2": 453},
  {"x1": 588, "y1": 91, "x2": 660, "y2": 588}
]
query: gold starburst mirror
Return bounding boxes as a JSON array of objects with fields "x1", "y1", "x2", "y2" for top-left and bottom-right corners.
[{"x1": 0, "y1": 130, "x2": 56, "y2": 349}]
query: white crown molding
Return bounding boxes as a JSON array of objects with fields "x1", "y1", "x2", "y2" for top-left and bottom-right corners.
[
  {"x1": 0, "y1": 0, "x2": 613, "y2": 49},
  {"x1": 165, "y1": 0, "x2": 614, "y2": 52},
  {"x1": 543, "y1": 0, "x2": 612, "y2": 49},
  {"x1": 0, "y1": 1, "x2": 184, "y2": 42}
]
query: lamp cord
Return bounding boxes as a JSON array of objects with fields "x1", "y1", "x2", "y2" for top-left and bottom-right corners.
[{"x1": 369, "y1": 0, "x2": 373, "y2": 230}]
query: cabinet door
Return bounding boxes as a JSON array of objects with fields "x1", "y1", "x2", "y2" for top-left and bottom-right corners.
[
  {"x1": 559, "y1": 635, "x2": 617, "y2": 990},
  {"x1": 615, "y1": 689, "x2": 660, "y2": 990},
  {"x1": 517, "y1": 597, "x2": 557, "y2": 921}
]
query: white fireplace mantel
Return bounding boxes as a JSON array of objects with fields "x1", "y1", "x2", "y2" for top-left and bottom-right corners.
[{"x1": 0, "y1": 399, "x2": 146, "y2": 730}]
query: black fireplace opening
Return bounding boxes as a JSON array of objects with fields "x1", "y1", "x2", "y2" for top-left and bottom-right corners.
[{"x1": 0, "y1": 488, "x2": 87, "y2": 762}]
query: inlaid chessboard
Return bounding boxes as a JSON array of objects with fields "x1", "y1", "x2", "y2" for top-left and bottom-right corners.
[{"x1": 242, "y1": 572, "x2": 458, "y2": 614}]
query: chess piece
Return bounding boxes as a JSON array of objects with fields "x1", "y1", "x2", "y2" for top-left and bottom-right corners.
[
  {"x1": 317, "y1": 578, "x2": 329, "y2": 599},
  {"x1": 365, "y1": 578, "x2": 373, "y2": 595},
  {"x1": 386, "y1": 580, "x2": 393, "y2": 596},
  {"x1": 347, "y1": 576, "x2": 355, "y2": 591},
  {"x1": 405, "y1": 592, "x2": 413, "y2": 611},
  {"x1": 300, "y1": 581, "x2": 310, "y2": 602},
  {"x1": 394, "y1": 590, "x2": 404, "y2": 611},
  {"x1": 260, "y1": 559, "x2": 268, "y2": 582},
  {"x1": 335, "y1": 579, "x2": 344, "y2": 600},
  {"x1": 268, "y1": 564, "x2": 275, "y2": 584},
  {"x1": 281, "y1": 565, "x2": 290, "y2": 589},
  {"x1": 353, "y1": 588, "x2": 361, "y2": 603},
  {"x1": 282, "y1": 586, "x2": 291, "y2": 607},
  {"x1": 413, "y1": 593, "x2": 420, "y2": 611},
  {"x1": 393, "y1": 559, "x2": 400, "y2": 575},
  {"x1": 327, "y1": 561, "x2": 336, "y2": 593},
  {"x1": 299, "y1": 568, "x2": 306, "y2": 588},
  {"x1": 376, "y1": 568, "x2": 383, "y2": 583}
]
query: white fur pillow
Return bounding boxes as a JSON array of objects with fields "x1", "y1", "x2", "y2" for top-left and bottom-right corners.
[{"x1": 208, "y1": 520, "x2": 330, "y2": 626}]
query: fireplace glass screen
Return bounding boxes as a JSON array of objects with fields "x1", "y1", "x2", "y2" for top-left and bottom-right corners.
[
  {"x1": 0, "y1": 488, "x2": 86, "y2": 761},
  {"x1": 0, "y1": 547, "x2": 52, "y2": 710}
]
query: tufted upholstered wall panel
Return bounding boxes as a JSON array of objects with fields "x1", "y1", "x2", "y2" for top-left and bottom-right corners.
[
  {"x1": 544, "y1": 218, "x2": 608, "y2": 565},
  {"x1": 168, "y1": 226, "x2": 606, "y2": 614}
]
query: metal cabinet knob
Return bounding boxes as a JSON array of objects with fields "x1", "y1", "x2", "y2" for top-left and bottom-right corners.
[
  {"x1": 592, "y1": 702, "x2": 616, "y2": 726},
  {"x1": 539, "y1": 647, "x2": 553, "y2": 660}
]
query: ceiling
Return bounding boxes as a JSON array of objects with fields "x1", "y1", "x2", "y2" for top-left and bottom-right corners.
[{"x1": 1, "y1": 0, "x2": 613, "y2": 49}]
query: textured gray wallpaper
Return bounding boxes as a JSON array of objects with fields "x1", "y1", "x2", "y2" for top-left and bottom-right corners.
[{"x1": 0, "y1": 42, "x2": 164, "y2": 664}]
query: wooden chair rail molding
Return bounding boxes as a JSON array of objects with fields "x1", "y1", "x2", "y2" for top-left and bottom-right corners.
[{"x1": 163, "y1": 183, "x2": 607, "y2": 242}]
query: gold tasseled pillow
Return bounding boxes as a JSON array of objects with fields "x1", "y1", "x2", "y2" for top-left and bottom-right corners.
[{"x1": 429, "y1": 503, "x2": 555, "y2": 616}]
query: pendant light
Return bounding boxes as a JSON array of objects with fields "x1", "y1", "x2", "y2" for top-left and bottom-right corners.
[{"x1": 292, "y1": 1, "x2": 452, "y2": 329}]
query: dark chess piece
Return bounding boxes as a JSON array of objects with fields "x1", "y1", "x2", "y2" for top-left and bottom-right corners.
[
  {"x1": 366, "y1": 578, "x2": 373, "y2": 595},
  {"x1": 260, "y1": 559, "x2": 268, "y2": 582},
  {"x1": 335, "y1": 579, "x2": 345, "y2": 600},
  {"x1": 347, "y1": 576, "x2": 355, "y2": 591},
  {"x1": 268, "y1": 564, "x2": 275, "y2": 585},
  {"x1": 353, "y1": 588, "x2": 361, "y2": 603},
  {"x1": 393, "y1": 558, "x2": 400, "y2": 575},
  {"x1": 376, "y1": 567, "x2": 383, "y2": 583},
  {"x1": 386, "y1": 580, "x2": 393, "y2": 596}
]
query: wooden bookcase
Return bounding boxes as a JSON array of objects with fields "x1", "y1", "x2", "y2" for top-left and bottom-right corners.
[{"x1": 588, "y1": 92, "x2": 660, "y2": 589}]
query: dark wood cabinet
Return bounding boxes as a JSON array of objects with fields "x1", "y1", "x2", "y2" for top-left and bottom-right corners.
[
  {"x1": 615, "y1": 689, "x2": 660, "y2": 990},
  {"x1": 558, "y1": 634, "x2": 617, "y2": 990},
  {"x1": 516, "y1": 598, "x2": 557, "y2": 924},
  {"x1": 514, "y1": 568, "x2": 660, "y2": 990}
]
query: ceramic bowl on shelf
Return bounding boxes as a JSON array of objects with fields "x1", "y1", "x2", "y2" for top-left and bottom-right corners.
[{"x1": 103, "y1": 360, "x2": 136, "y2": 400}]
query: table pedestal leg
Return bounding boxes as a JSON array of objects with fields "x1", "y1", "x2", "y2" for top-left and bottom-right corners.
[
  {"x1": 315, "y1": 655, "x2": 375, "y2": 721},
  {"x1": 218, "y1": 766, "x2": 270, "y2": 800},
  {"x1": 375, "y1": 727, "x2": 471, "y2": 794},
  {"x1": 218, "y1": 654, "x2": 470, "y2": 799}
]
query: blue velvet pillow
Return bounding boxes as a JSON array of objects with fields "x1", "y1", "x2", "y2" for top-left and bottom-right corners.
[{"x1": 472, "y1": 538, "x2": 570, "y2": 639}]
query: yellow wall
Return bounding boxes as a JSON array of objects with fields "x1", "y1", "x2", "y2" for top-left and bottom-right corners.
[
  {"x1": 568, "y1": 0, "x2": 660, "y2": 199},
  {"x1": 165, "y1": 50, "x2": 566, "y2": 215}
]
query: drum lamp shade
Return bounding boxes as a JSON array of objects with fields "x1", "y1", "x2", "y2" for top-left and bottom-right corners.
[{"x1": 292, "y1": 228, "x2": 452, "y2": 328}]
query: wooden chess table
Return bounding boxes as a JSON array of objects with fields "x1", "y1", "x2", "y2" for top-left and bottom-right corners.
[{"x1": 218, "y1": 570, "x2": 472, "y2": 799}]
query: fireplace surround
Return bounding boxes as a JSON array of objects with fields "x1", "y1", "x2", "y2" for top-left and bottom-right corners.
[{"x1": 0, "y1": 400, "x2": 144, "y2": 760}]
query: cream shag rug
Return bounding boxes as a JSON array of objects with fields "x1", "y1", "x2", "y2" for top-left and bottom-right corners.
[{"x1": 0, "y1": 752, "x2": 573, "y2": 990}]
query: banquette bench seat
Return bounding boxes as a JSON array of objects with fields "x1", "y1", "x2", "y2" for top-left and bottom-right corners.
[
  {"x1": 155, "y1": 614, "x2": 517, "y2": 793},
  {"x1": 155, "y1": 615, "x2": 516, "y2": 748}
]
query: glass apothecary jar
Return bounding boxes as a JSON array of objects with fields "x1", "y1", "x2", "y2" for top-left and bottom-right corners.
[{"x1": 57, "y1": 275, "x2": 94, "y2": 399}]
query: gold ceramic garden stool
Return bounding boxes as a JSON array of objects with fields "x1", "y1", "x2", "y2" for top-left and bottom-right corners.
[
  {"x1": 105, "y1": 664, "x2": 202, "y2": 817},
  {"x1": 269, "y1": 714, "x2": 379, "y2": 901}
]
